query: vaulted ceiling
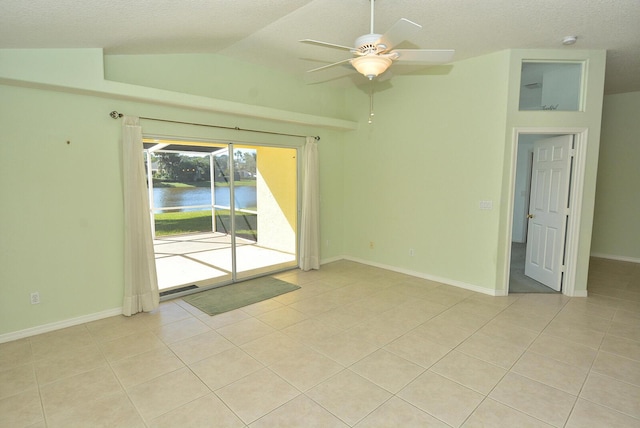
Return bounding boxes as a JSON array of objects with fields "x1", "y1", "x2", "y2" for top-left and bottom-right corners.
[{"x1": 1, "y1": 0, "x2": 638, "y2": 94}]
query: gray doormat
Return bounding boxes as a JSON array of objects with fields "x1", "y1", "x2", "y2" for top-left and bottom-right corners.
[{"x1": 182, "y1": 277, "x2": 300, "y2": 316}]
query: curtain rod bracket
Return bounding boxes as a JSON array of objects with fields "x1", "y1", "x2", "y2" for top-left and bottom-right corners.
[{"x1": 110, "y1": 110, "x2": 123, "y2": 119}]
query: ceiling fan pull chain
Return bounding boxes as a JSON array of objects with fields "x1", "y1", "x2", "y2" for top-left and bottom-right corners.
[{"x1": 368, "y1": 80, "x2": 375, "y2": 124}]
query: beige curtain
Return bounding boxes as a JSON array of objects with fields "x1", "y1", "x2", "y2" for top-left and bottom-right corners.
[
  {"x1": 299, "y1": 137, "x2": 320, "y2": 271},
  {"x1": 121, "y1": 116, "x2": 159, "y2": 316}
]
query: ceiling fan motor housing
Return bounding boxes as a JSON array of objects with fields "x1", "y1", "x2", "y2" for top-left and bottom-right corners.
[{"x1": 355, "y1": 33, "x2": 385, "y2": 54}]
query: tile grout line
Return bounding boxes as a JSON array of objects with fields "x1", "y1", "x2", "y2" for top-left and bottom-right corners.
[
  {"x1": 456, "y1": 295, "x2": 574, "y2": 427},
  {"x1": 6, "y1": 259, "x2": 638, "y2": 427}
]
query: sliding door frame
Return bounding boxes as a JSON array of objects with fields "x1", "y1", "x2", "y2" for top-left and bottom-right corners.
[{"x1": 143, "y1": 134, "x2": 302, "y2": 301}]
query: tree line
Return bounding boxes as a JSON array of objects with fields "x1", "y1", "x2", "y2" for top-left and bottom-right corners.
[{"x1": 151, "y1": 151, "x2": 257, "y2": 183}]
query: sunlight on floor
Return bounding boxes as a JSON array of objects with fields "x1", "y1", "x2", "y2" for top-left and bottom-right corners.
[{"x1": 154, "y1": 232, "x2": 296, "y2": 291}]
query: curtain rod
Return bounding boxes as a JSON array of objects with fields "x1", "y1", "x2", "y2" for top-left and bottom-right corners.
[{"x1": 109, "y1": 111, "x2": 319, "y2": 141}]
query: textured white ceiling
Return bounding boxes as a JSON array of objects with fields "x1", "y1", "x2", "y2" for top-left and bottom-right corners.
[{"x1": 1, "y1": 0, "x2": 638, "y2": 94}]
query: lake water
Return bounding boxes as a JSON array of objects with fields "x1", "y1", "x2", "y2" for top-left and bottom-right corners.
[{"x1": 153, "y1": 186, "x2": 256, "y2": 212}]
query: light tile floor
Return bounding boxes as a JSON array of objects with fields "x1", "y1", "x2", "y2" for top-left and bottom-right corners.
[{"x1": 1, "y1": 258, "x2": 639, "y2": 427}]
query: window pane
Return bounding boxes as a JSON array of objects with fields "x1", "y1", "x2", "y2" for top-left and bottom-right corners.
[{"x1": 519, "y1": 62, "x2": 583, "y2": 111}]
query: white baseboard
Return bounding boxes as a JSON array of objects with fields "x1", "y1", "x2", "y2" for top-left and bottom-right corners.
[
  {"x1": 591, "y1": 253, "x2": 640, "y2": 264},
  {"x1": 342, "y1": 256, "x2": 500, "y2": 296},
  {"x1": 320, "y1": 255, "x2": 346, "y2": 265},
  {"x1": 9, "y1": 251, "x2": 605, "y2": 343},
  {"x1": 0, "y1": 307, "x2": 123, "y2": 344}
]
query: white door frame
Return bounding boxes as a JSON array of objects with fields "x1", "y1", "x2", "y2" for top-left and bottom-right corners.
[{"x1": 505, "y1": 127, "x2": 589, "y2": 297}]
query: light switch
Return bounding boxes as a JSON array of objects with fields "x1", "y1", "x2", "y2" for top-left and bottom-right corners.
[{"x1": 479, "y1": 200, "x2": 493, "y2": 210}]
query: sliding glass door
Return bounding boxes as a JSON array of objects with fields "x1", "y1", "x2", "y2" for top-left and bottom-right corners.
[{"x1": 143, "y1": 138, "x2": 298, "y2": 297}]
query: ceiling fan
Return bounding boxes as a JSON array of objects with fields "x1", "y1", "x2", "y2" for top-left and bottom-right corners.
[{"x1": 300, "y1": 0, "x2": 455, "y2": 81}]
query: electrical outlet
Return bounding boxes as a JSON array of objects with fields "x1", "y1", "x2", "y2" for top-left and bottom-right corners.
[
  {"x1": 409, "y1": 248, "x2": 415, "y2": 256},
  {"x1": 30, "y1": 292, "x2": 40, "y2": 305}
]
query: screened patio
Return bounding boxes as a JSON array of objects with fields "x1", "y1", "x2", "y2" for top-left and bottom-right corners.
[{"x1": 154, "y1": 232, "x2": 297, "y2": 294}]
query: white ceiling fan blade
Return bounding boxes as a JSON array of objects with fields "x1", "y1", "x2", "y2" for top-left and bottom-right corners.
[
  {"x1": 299, "y1": 39, "x2": 355, "y2": 51},
  {"x1": 306, "y1": 58, "x2": 353, "y2": 73},
  {"x1": 376, "y1": 18, "x2": 422, "y2": 51},
  {"x1": 391, "y1": 49, "x2": 455, "y2": 65}
]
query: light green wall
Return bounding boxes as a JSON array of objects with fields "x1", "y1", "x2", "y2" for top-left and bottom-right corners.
[
  {"x1": 0, "y1": 85, "x2": 123, "y2": 334},
  {"x1": 104, "y1": 54, "x2": 352, "y2": 121},
  {"x1": 342, "y1": 52, "x2": 510, "y2": 292},
  {"x1": 0, "y1": 49, "x2": 356, "y2": 131},
  {"x1": 0, "y1": 50, "x2": 349, "y2": 337},
  {"x1": 0, "y1": 47, "x2": 610, "y2": 337},
  {"x1": 591, "y1": 91, "x2": 640, "y2": 260},
  {"x1": 342, "y1": 49, "x2": 607, "y2": 296}
]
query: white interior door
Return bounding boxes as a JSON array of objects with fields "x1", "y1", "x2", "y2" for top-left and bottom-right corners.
[{"x1": 524, "y1": 135, "x2": 573, "y2": 291}]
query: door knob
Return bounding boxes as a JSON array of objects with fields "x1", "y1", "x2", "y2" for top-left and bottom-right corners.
[{"x1": 527, "y1": 214, "x2": 534, "y2": 219}]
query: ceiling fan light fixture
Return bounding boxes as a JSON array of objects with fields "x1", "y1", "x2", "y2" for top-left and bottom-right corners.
[{"x1": 351, "y1": 55, "x2": 392, "y2": 80}]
